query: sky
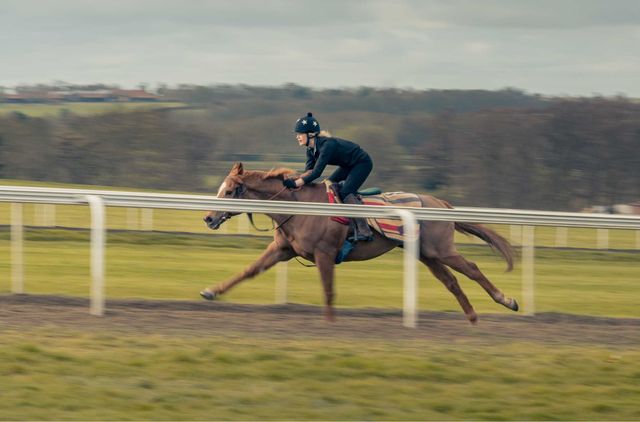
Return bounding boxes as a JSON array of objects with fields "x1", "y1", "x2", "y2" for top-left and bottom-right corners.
[{"x1": 1, "y1": 0, "x2": 639, "y2": 96}]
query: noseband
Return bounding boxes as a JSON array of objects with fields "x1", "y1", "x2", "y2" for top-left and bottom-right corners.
[
  {"x1": 220, "y1": 183, "x2": 247, "y2": 221},
  {"x1": 204, "y1": 184, "x2": 246, "y2": 227}
]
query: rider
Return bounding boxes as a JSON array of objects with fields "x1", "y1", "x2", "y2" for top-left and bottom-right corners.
[{"x1": 283, "y1": 112, "x2": 374, "y2": 241}]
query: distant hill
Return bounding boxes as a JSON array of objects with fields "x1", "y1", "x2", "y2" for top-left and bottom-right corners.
[{"x1": 0, "y1": 84, "x2": 638, "y2": 211}]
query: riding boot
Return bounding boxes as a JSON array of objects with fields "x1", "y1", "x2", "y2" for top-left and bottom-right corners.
[{"x1": 342, "y1": 193, "x2": 373, "y2": 242}]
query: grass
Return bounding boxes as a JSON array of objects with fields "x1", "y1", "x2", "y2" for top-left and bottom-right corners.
[
  {"x1": 1, "y1": 190, "x2": 639, "y2": 420},
  {"x1": 0, "y1": 102, "x2": 186, "y2": 117},
  {"x1": 0, "y1": 328, "x2": 639, "y2": 420},
  {"x1": 0, "y1": 229, "x2": 639, "y2": 317}
]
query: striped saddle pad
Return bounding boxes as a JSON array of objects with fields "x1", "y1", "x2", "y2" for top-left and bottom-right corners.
[
  {"x1": 328, "y1": 188, "x2": 422, "y2": 241},
  {"x1": 363, "y1": 193, "x2": 422, "y2": 241}
]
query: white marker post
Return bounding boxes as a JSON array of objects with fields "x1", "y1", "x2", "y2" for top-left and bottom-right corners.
[
  {"x1": 85, "y1": 195, "x2": 106, "y2": 316},
  {"x1": 11, "y1": 203, "x2": 24, "y2": 294},
  {"x1": 392, "y1": 209, "x2": 419, "y2": 328},
  {"x1": 597, "y1": 229, "x2": 609, "y2": 250},
  {"x1": 521, "y1": 225, "x2": 535, "y2": 316}
]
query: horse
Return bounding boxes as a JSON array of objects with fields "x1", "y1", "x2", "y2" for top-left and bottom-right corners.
[{"x1": 202, "y1": 162, "x2": 519, "y2": 324}]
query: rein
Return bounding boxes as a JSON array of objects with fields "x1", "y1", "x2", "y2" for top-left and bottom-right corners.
[
  {"x1": 247, "y1": 185, "x2": 299, "y2": 232},
  {"x1": 247, "y1": 213, "x2": 296, "y2": 232},
  {"x1": 246, "y1": 185, "x2": 314, "y2": 267},
  {"x1": 215, "y1": 181, "x2": 314, "y2": 267},
  {"x1": 267, "y1": 186, "x2": 291, "y2": 201}
]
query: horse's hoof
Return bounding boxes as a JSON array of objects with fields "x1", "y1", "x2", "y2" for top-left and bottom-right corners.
[
  {"x1": 509, "y1": 298, "x2": 519, "y2": 312},
  {"x1": 200, "y1": 289, "x2": 217, "y2": 301}
]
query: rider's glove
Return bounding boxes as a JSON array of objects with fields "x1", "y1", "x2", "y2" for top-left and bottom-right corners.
[{"x1": 283, "y1": 179, "x2": 297, "y2": 189}]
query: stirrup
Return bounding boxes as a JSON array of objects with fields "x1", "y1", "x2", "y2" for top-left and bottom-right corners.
[{"x1": 348, "y1": 229, "x2": 373, "y2": 242}]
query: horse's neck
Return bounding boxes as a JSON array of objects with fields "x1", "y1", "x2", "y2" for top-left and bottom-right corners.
[
  {"x1": 247, "y1": 182, "x2": 326, "y2": 225},
  {"x1": 291, "y1": 184, "x2": 327, "y2": 203},
  {"x1": 248, "y1": 182, "x2": 326, "y2": 203}
]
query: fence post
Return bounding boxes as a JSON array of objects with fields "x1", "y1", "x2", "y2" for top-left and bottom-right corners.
[
  {"x1": 521, "y1": 225, "x2": 535, "y2": 316},
  {"x1": 391, "y1": 209, "x2": 419, "y2": 328},
  {"x1": 46, "y1": 204, "x2": 56, "y2": 227},
  {"x1": 126, "y1": 208, "x2": 139, "y2": 230},
  {"x1": 11, "y1": 203, "x2": 24, "y2": 294},
  {"x1": 597, "y1": 229, "x2": 609, "y2": 249},
  {"x1": 85, "y1": 195, "x2": 106, "y2": 316},
  {"x1": 141, "y1": 208, "x2": 153, "y2": 231},
  {"x1": 555, "y1": 227, "x2": 568, "y2": 247},
  {"x1": 34, "y1": 204, "x2": 44, "y2": 226}
]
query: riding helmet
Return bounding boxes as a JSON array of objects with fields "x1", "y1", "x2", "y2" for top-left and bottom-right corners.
[{"x1": 294, "y1": 112, "x2": 320, "y2": 134}]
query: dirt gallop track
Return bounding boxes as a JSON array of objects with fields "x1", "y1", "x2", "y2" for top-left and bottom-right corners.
[{"x1": 1, "y1": 294, "x2": 639, "y2": 345}]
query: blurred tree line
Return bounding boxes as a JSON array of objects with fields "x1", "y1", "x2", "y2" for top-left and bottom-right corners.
[{"x1": 1, "y1": 85, "x2": 638, "y2": 211}]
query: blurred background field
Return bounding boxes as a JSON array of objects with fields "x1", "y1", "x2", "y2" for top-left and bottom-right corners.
[{"x1": 2, "y1": 86, "x2": 638, "y2": 212}]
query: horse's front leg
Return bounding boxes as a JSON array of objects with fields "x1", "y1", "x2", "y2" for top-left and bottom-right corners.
[
  {"x1": 314, "y1": 250, "x2": 337, "y2": 322},
  {"x1": 200, "y1": 241, "x2": 294, "y2": 300}
]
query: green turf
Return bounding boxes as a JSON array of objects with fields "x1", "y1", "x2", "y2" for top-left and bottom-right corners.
[
  {"x1": 0, "y1": 229, "x2": 639, "y2": 317},
  {"x1": 1, "y1": 189, "x2": 639, "y2": 421},
  {"x1": 0, "y1": 329, "x2": 639, "y2": 420}
]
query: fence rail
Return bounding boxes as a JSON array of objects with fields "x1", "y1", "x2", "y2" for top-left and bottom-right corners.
[
  {"x1": 1, "y1": 186, "x2": 640, "y2": 229},
  {"x1": 2, "y1": 186, "x2": 640, "y2": 327}
]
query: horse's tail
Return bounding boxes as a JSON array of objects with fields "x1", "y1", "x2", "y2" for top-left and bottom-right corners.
[
  {"x1": 427, "y1": 198, "x2": 514, "y2": 271},
  {"x1": 454, "y1": 222, "x2": 514, "y2": 271}
]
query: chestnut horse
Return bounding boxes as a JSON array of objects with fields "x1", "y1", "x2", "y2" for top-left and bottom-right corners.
[{"x1": 202, "y1": 162, "x2": 519, "y2": 324}]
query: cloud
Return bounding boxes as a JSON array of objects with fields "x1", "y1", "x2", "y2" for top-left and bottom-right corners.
[
  {"x1": 464, "y1": 41, "x2": 493, "y2": 55},
  {"x1": 1, "y1": 0, "x2": 639, "y2": 95},
  {"x1": 398, "y1": 0, "x2": 640, "y2": 29}
]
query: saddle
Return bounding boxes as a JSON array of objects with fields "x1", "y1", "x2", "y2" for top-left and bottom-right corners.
[
  {"x1": 325, "y1": 180, "x2": 378, "y2": 226},
  {"x1": 325, "y1": 180, "x2": 422, "y2": 242}
]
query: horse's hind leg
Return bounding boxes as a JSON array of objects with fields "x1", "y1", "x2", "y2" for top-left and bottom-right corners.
[
  {"x1": 421, "y1": 256, "x2": 478, "y2": 324},
  {"x1": 201, "y1": 241, "x2": 294, "y2": 299},
  {"x1": 440, "y1": 254, "x2": 519, "y2": 312}
]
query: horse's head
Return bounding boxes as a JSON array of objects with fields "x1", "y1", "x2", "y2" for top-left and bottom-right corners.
[
  {"x1": 204, "y1": 162, "x2": 247, "y2": 230},
  {"x1": 204, "y1": 163, "x2": 301, "y2": 230}
]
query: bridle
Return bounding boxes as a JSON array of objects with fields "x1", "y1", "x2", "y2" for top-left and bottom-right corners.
[
  {"x1": 207, "y1": 182, "x2": 298, "y2": 230},
  {"x1": 204, "y1": 183, "x2": 246, "y2": 228},
  {"x1": 214, "y1": 183, "x2": 247, "y2": 225}
]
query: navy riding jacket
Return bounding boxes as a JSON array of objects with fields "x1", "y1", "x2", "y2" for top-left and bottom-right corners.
[{"x1": 302, "y1": 136, "x2": 371, "y2": 185}]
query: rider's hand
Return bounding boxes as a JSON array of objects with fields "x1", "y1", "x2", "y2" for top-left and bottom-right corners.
[{"x1": 283, "y1": 179, "x2": 297, "y2": 189}]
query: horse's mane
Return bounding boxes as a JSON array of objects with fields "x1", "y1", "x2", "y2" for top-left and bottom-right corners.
[
  {"x1": 261, "y1": 168, "x2": 297, "y2": 180},
  {"x1": 233, "y1": 166, "x2": 320, "y2": 188}
]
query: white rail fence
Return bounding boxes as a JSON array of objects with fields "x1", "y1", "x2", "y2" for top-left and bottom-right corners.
[{"x1": 2, "y1": 186, "x2": 640, "y2": 327}]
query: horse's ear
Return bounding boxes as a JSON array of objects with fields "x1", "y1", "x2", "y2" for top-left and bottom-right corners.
[{"x1": 231, "y1": 162, "x2": 244, "y2": 175}]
